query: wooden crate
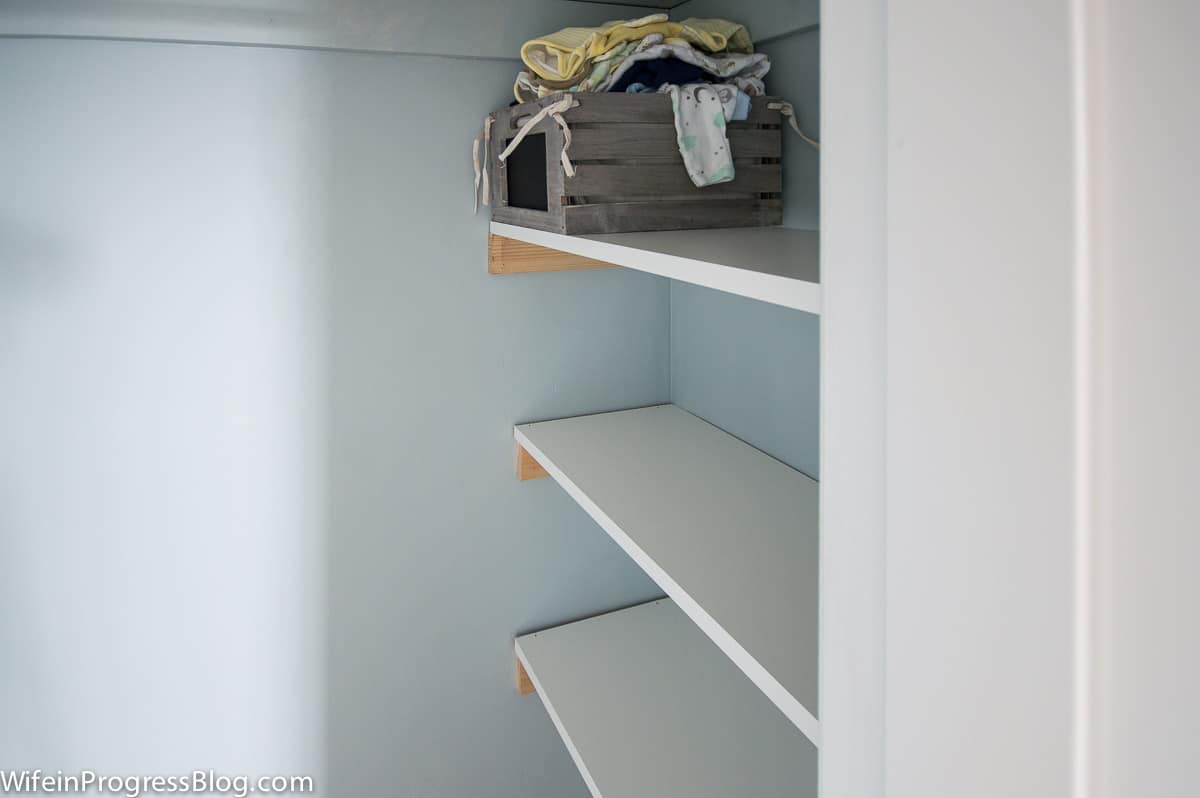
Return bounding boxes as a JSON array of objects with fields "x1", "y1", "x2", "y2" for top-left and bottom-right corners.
[{"x1": 489, "y1": 92, "x2": 783, "y2": 235}]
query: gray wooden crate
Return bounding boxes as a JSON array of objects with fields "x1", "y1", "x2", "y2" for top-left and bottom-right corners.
[{"x1": 489, "y1": 92, "x2": 783, "y2": 235}]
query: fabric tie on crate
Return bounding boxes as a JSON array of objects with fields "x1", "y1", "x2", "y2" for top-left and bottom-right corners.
[
  {"x1": 767, "y1": 100, "x2": 821, "y2": 150},
  {"x1": 472, "y1": 114, "x2": 494, "y2": 212},
  {"x1": 497, "y1": 96, "x2": 579, "y2": 179}
]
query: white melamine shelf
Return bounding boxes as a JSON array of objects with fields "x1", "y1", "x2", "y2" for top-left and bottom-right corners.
[
  {"x1": 516, "y1": 599, "x2": 817, "y2": 798},
  {"x1": 490, "y1": 222, "x2": 820, "y2": 313},
  {"x1": 514, "y1": 404, "x2": 820, "y2": 745}
]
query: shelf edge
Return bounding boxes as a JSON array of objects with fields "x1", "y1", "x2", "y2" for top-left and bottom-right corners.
[
  {"x1": 490, "y1": 222, "x2": 822, "y2": 314},
  {"x1": 513, "y1": 421, "x2": 822, "y2": 747},
  {"x1": 514, "y1": 639, "x2": 605, "y2": 798}
]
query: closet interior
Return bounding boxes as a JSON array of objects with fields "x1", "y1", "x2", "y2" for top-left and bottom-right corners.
[{"x1": 490, "y1": 2, "x2": 822, "y2": 795}]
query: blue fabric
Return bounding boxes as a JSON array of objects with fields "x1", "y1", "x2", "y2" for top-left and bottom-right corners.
[
  {"x1": 609, "y1": 57, "x2": 710, "y2": 93},
  {"x1": 731, "y1": 89, "x2": 752, "y2": 121}
]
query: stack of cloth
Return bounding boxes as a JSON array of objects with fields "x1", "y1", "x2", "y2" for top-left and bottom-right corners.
[{"x1": 512, "y1": 14, "x2": 773, "y2": 188}]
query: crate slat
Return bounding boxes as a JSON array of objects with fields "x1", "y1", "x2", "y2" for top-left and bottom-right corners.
[
  {"x1": 511, "y1": 93, "x2": 784, "y2": 127},
  {"x1": 571, "y1": 126, "x2": 781, "y2": 161},
  {"x1": 565, "y1": 163, "x2": 782, "y2": 198}
]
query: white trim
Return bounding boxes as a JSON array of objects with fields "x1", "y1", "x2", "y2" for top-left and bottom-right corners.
[
  {"x1": 818, "y1": 0, "x2": 888, "y2": 796},
  {"x1": 1069, "y1": 0, "x2": 1099, "y2": 795}
]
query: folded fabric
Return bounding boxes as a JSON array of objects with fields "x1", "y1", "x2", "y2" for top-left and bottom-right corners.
[
  {"x1": 520, "y1": 14, "x2": 667, "y2": 82},
  {"x1": 515, "y1": 33, "x2": 664, "y2": 101},
  {"x1": 610, "y1": 57, "x2": 710, "y2": 93},
  {"x1": 520, "y1": 16, "x2": 753, "y2": 85},
  {"x1": 518, "y1": 40, "x2": 770, "y2": 103},
  {"x1": 594, "y1": 42, "x2": 769, "y2": 97},
  {"x1": 665, "y1": 83, "x2": 742, "y2": 187}
]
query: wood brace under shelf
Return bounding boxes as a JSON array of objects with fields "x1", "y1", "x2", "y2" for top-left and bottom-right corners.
[
  {"x1": 516, "y1": 443, "x2": 549, "y2": 481},
  {"x1": 489, "y1": 234, "x2": 617, "y2": 275}
]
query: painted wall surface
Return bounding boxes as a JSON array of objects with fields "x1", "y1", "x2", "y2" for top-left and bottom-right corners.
[
  {"x1": 885, "y1": 2, "x2": 1076, "y2": 797},
  {"x1": 673, "y1": 0, "x2": 818, "y2": 41},
  {"x1": 0, "y1": 0, "x2": 663, "y2": 59},
  {"x1": 1088, "y1": 2, "x2": 1198, "y2": 796},
  {"x1": 669, "y1": 282, "x2": 819, "y2": 476},
  {"x1": 0, "y1": 37, "x2": 666, "y2": 798},
  {"x1": 667, "y1": 25, "x2": 820, "y2": 479},
  {"x1": 0, "y1": 39, "x2": 329, "y2": 780},
  {"x1": 320, "y1": 47, "x2": 667, "y2": 798},
  {"x1": 761, "y1": 28, "x2": 820, "y2": 230}
]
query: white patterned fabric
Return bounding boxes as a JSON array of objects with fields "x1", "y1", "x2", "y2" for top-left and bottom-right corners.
[{"x1": 664, "y1": 83, "x2": 742, "y2": 187}]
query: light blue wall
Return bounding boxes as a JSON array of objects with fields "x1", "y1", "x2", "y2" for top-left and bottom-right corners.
[
  {"x1": 0, "y1": 0, "x2": 664, "y2": 59},
  {"x1": 673, "y1": 0, "x2": 818, "y2": 41},
  {"x1": 762, "y1": 28, "x2": 820, "y2": 230},
  {"x1": 0, "y1": 39, "x2": 330, "y2": 779},
  {"x1": 670, "y1": 283, "x2": 820, "y2": 477},
  {"x1": 321, "y1": 47, "x2": 668, "y2": 798},
  {"x1": 0, "y1": 37, "x2": 665, "y2": 798},
  {"x1": 667, "y1": 25, "x2": 821, "y2": 478}
]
